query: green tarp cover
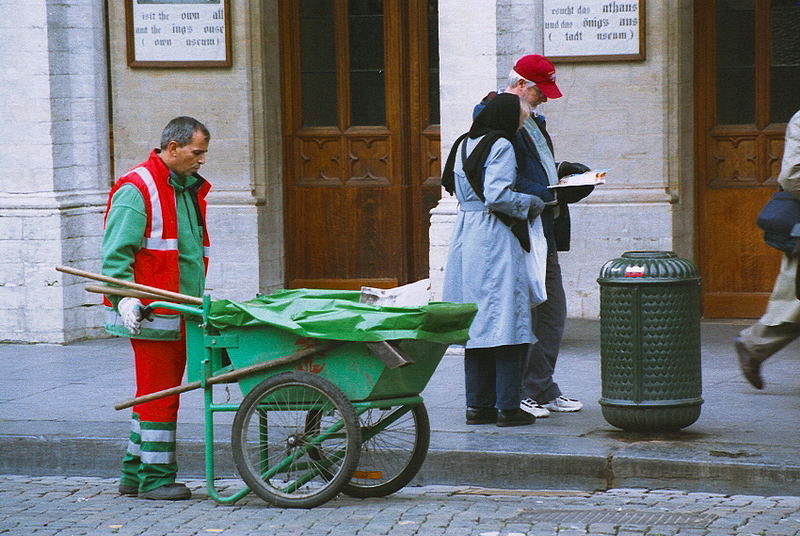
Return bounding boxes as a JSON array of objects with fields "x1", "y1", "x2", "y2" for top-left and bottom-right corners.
[{"x1": 207, "y1": 289, "x2": 477, "y2": 344}]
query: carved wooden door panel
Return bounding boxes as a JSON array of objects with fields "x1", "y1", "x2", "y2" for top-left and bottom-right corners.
[
  {"x1": 695, "y1": 0, "x2": 800, "y2": 317},
  {"x1": 280, "y1": 0, "x2": 440, "y2": 290}
]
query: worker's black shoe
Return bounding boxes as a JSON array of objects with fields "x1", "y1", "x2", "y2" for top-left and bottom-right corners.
[
  {"x1": 139, "y1": 483, "x2": 191, "y2": 501},
  {"x1": 118, "y1": 483, "x2": 138, "y2": 497},
  {"x1": 465, "y1": 407, "x2": 497, "y2": 425},
  {"x1": 496, "y1": 409, "x2": 535, "y2": 427}
]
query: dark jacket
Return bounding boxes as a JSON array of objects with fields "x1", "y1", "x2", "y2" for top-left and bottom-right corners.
[{"x1": 474, "y1": 92, "x2": 592, "y2": 252}]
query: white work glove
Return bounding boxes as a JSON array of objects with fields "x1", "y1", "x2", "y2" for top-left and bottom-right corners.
[{"x1": 118, "y1": 297, "x2": 143, "y2": 335}]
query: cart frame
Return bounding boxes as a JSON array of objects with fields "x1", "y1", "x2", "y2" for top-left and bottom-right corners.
[{"x1": 151, "y1": 296, "x2": 441, "y2": 508}]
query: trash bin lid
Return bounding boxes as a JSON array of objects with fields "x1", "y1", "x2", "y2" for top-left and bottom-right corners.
[{"x1": 597, "y1": 250, "x2": 700, "y2": 283}]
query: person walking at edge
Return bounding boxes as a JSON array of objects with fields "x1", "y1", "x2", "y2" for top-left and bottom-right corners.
[
  {"x1": 736, "y1": 108, "x2": 800, "y2": 389},
  {"x1": 474, "y1": 54, "x2": 594, "y2": 418},
  {"x1": 101, "y1": 116, "x2": 212, "y2": 500},
  {"x1": 441, "y1": 92, "x2": 544, "y2": 427}
]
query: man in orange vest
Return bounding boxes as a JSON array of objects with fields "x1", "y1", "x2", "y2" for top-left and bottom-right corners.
[{"x1": 101, "y1": 116, "x2": 211, "y2": 500}]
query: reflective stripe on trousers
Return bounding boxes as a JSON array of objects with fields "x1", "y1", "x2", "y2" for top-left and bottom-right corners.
[{"x1": 125, "y1": 415, "x2": 177, "y2": 465}]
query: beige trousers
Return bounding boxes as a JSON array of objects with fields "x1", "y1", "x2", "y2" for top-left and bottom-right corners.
[{"x1": 738, "y1": 321, "x2": 800, "y2": 362}]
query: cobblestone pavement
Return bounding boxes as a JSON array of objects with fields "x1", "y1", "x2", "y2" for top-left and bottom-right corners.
[{"x1": 1, "y1": 476, "x2": 799, "y2": 536}]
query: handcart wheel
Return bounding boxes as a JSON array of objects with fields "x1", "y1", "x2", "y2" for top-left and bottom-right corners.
[
  {"x1": 231, "y1": 371, "x2": 361, "y2": 509},
  {"x1": 341, "y1": 402, "x2": 430, "y2": 498}
]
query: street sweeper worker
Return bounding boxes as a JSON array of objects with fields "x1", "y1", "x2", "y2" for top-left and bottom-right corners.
[{"x1": 101, "y1": 116, "x2": 212, "y2": 501}]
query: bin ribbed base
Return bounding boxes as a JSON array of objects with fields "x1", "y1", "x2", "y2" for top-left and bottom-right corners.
[{"x1": 600, "y1": 402, "x2": 701, "y2": 432}]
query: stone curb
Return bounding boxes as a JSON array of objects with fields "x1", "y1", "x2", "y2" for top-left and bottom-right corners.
[{"x1": 3, "y1": 434, "x2": 797, "y2": 497}]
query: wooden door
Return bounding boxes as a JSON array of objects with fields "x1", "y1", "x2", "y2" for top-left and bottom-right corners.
[
  {"x1": 695, "y1": 0, "x2": 800, "y2": 317},
  {"x1": 280, "y1": 0, "x2": 441, "y2": 290}
]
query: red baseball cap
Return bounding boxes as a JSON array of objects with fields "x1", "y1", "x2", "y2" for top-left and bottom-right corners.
[{"x1": 513, "y1": 54, "x2": 562, "y2": 99}]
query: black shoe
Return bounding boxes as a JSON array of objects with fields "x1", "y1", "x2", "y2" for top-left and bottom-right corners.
[
  {"x1": 735, "y1": 338, "x2": 764, "y2": 389},
  {"x1": 496, "y1": 409, "x2": 535, "y2": 427},
  {"x1": 139, "y1": 483, "x2": 191, "y2": 501},
  {"x1": 118, "y1": 483, "x2": 138, "y2": 496},
  {"x1": 466, "y1": 407, "x2": 497, "y2": 425}
]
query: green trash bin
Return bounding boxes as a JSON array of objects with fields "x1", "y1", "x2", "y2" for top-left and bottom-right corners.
[{"x1": 597, "y1": 251, "x2": 702, "y2": 432}]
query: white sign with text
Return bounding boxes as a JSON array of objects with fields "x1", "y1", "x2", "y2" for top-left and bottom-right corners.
[
  {"x1": 542, "y1": 1, "x2": 644, "y2": 61},
  {"x1": 131, "y1": 0, "x2": 227, "y2": 63}
]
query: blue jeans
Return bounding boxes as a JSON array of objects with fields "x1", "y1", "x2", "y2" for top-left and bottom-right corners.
[
  {"x1": 521, "y1": 249, "x2": 566, "y2": 403},
  {"x1": 464, "y1": 344, "x2": 527, "y2": 411}
]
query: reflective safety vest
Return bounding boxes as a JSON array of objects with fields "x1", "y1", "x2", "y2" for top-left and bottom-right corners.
[{"x1": 103, "y1": 149, "x2": 211, "y2": 340}]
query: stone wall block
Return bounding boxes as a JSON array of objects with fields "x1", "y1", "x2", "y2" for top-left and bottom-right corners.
[
  {"x1": 63, "y1": 281, "x2": 99, "y2": 309},
  {"x1": 24, "y1": 304, "x2": 66, "y2": 340},
  {"x1": 0, "y1": 286, "x2": 25, "y2": 311},
  {"x1": 0, "y1": 217, "x2": 23, "y2": 240},
  {"x1": 0, "y1": 311, "x2": 22, "y2": 341},
  {"x1": 7, "y1": 239, "x2": 61, "y2": 265},
  {"x1": 67, "y1": 167, "x2": 104, "y2": 192},
  {"x1": 63, "y1": 305, "x2": 106, "y2": 342},
  {"x1": 0, "y1": 3, "x2": 47, "y2": 29},
  {"x1": 203, "y1": 206, "x2": 261, "y2": 301},
  {"x1": 0, "y1": 261, "x2": 24, "y2": 287},
  {"x1": 49, "y1": 98, "x2": 74, "y2": 123},
  {"x1": 0, "y1": 239, "x2": 24, "y2": 265},
  {"x1": 50, "y1": 119, "x2": 98, "y2": 143},
  {"x1": 23, "y1": 262, "x2": 64, "y2": 289},
  {"x1": 20, "y1": 213, "x2": 61, "y2": 240}
]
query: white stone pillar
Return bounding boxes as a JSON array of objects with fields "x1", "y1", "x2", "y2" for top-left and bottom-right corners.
[
  {"x1": 430, "y1": 0, "x2": 501, "y2": 299},
  {"x1": 0, "y1": 1, "x2": 110, "y2": 342}
]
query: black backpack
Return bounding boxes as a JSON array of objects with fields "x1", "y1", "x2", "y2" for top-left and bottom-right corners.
[{"x1": 756, "y1": 190, "x2": 800, "y2": 255}]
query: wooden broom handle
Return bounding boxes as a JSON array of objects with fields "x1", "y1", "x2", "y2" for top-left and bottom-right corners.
[
  {"x1": 114, "y1": 341, "x2": 340, "y2": 410},
  {"x1": 56, "y1": 265, "x2": 203, "y2": 305},
  {"x1": 85, "y1": 284, "x2": 169, "y2": 303}
]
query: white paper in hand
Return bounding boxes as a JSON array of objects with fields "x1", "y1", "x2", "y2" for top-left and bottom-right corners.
[{"x1": 548, "y1": 169, "x2": 608, "y2": 188}]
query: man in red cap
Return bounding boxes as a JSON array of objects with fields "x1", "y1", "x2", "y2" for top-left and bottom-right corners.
[
  {"x1": 512, "y1": 53, "x2": 563, "y2": 99},
  {"x1": 473, "y1": 54, "x2": 593, "y2": 420}
]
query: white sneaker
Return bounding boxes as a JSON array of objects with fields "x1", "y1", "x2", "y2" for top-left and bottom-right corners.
[
  {"x1": 543, "y1": 396, "x2": 583, "y2": 412},
  {"x1": 520, "y1": 397, "x2": 550, "y2": 418}
]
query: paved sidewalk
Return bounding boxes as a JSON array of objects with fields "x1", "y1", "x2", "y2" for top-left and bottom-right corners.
[
  {"x1": 3, "y1": 476, "x2": 799, "y2": 535},
  {"x1": 1, "y1": 319, "x2": 798, "y2": 496}
]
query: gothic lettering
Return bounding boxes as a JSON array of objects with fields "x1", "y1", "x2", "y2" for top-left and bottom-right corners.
[{"x1": 602, "y1": 2, "x2": 637, "y2": 13}]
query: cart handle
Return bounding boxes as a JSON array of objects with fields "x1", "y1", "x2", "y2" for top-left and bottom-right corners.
[
  {"x1": 146, "y1": 300, "x2": 204, "y2": 317},
  {"x1": 114, "y1": 340, "x2": 341, "y2": 410},
  {"x1": 83, "y1": 286, "x2": 205, "y2": 317}
]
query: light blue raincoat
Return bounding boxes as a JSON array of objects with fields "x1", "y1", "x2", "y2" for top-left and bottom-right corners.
[{"x1": 442, "y1": 136, "x2": 538, "y2": 348}]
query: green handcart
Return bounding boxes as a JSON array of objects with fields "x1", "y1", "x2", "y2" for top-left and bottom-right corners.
[{"x1": 138, "y1": 289, "x2": 476, "y2": 509}]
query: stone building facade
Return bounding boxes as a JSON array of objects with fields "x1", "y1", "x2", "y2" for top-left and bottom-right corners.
[{"x1": 2, "y1": 1, "x2": 791, "y2": 343}]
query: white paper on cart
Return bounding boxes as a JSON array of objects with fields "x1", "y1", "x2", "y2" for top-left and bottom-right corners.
[{"x1": 359, "y1": 279, "x2": 432, "y2": 307}]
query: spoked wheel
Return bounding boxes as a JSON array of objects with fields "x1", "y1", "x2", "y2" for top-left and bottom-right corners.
[
  {"x1": 342, "y1": 402, "x2": 430, "y2": 498},
  {"x1": 231, "y1": 371, "x2": 361, "y2": 508}
]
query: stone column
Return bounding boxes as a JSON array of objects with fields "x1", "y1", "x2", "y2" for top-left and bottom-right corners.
[
  {"x1": 0, "y1": 1, "x2": 110, "y2": 342},
  {"x1": 430, "y1": 0, "x2": 500, "y2": 299}
]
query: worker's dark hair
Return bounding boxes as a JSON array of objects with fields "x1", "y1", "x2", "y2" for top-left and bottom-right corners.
[{"x1": 160, "y1": 116, "x2": 210, "y2": 149}]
